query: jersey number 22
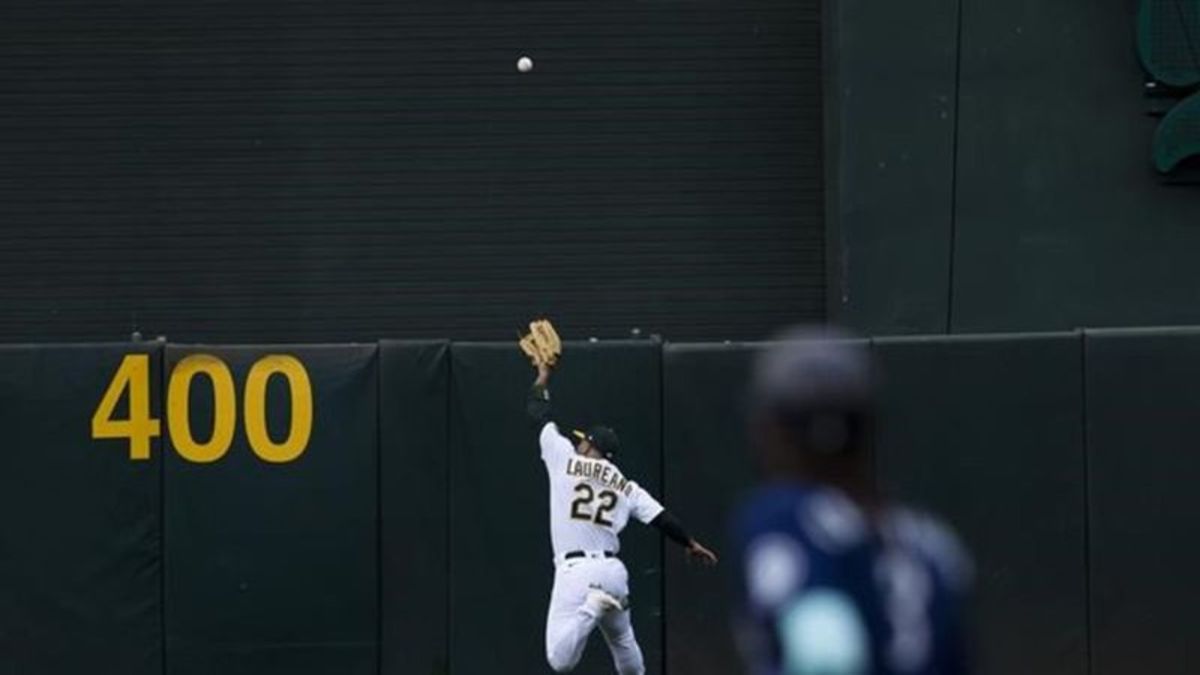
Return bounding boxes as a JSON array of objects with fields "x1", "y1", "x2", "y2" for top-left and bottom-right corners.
[{"x1": 570, "y1": 484, "x2": 617, "y2": 527}]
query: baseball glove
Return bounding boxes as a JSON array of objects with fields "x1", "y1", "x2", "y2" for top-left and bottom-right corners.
[{"x1": 519, "y1": 319, "x2": 562, "y2": 367}]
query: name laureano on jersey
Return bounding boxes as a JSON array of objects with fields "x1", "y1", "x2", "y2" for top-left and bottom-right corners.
[{"x1": 565, "y1": 456, "x2": 634, "y2": 497}]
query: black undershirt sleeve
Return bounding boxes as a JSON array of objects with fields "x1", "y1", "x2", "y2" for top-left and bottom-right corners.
[
  {"x1": 527, "y1": 383, "x2": 552, "y2": 426},
  {"x1": 650, "y1": 510, "x2": 693, "y2": 548}
]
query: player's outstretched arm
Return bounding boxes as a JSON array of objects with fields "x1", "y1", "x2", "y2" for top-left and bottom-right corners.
[
  {"x1": 527, "y1": 363, "x2": 554, "y2": 425},
  {"x1": 651, "y1": 511, "x2": 718, "y2": 566}
]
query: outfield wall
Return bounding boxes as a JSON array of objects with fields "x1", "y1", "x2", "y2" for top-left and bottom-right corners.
[{"x1": 1, "y1": 332, "x2": 1193, "y2": 674}]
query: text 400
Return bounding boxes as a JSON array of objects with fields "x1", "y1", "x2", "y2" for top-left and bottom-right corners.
[{"x1": 91, "y1": 354, "x2": 313, "y2": 463}]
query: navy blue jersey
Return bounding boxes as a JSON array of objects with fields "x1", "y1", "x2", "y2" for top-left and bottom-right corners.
[{"x1": 733, "y1": 482, "x2": 972, "y2": 675}]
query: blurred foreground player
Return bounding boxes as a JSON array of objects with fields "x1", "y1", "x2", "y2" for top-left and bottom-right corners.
[{"x1": 734, "y1": 329, "x2": 972, "y2": 675}]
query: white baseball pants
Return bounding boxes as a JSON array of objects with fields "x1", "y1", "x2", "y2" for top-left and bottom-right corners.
[{"x1": 544, "y1": 556, "x2": 645, "y2": 674}]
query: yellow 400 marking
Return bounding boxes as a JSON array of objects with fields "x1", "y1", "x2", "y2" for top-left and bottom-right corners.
[{"x1": 91, "y1": 353, "x2": 313, "y2": 463}]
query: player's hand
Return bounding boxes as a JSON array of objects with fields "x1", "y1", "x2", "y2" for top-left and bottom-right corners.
[
  {"x1": 685, "y1": 540, "x2": 719, "y2": 566},
  {"x1": 535, "y1": 362, "x2": 552, "y2": 387}
]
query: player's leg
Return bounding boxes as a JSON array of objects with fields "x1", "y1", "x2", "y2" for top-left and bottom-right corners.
[
  {"x1": 596, "y1": 559, "x2": 645, "y2": 675},
  {"x1": 545, "y1": 563, "x2": 604, "y2": 672},
  {"x1": 599, "y1": 608, "x2": 645, "y2": 675}
]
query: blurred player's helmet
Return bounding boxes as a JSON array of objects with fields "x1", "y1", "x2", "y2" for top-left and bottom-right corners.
[{"x1": 750, "y1": 327, "x2": 875, "y2": 455}]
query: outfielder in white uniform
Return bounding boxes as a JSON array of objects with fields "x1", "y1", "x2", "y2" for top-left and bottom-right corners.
[{"x1": 528, "y1": 362, "x2": 718, "y2": 674}]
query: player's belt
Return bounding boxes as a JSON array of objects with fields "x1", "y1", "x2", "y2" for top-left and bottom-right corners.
[{"x1": 563, "y1": 550, "x2": 615, "y2": 561}]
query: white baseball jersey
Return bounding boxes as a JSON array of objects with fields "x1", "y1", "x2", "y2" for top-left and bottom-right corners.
[{"x1": 539, "y1": 422, "x2": 664, "y2": 558}]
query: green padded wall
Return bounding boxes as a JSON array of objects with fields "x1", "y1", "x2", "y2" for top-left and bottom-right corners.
[
  {"x1": 21, "y1": 331, "x2": 1200, "y2": 675},
  {"x1": 163, "y1": 345, "x2": 378, "y2": 675},
  {"x1": 661, "y1": 344, "x2": 758, "y2": 675},
  {"x1": 1085, "y1": 328, "x2": 1200, "y2": 675},
  {"x1": 874, "y1": 333, "x2": 1087, "y2": 675},
  {"x1": 380, "y1": 341, "x2": 450, "y2": 675},
  {"x1": 0, "y1": 344, "x2": 163, "y2": 674},
  {"x1": 448, "y1": 342, "x2": 663, "y2": 674}
]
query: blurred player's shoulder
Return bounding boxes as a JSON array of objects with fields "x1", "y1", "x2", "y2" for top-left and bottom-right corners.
[
  {"x1": 733, "y1": 485, "x2": 973, "y2": 607},
  {"x1": 878, "y1": 505, "x2": 974, "y2": 593},
  {"x1": 733, "y1": 483, "x2": 877, "y2": 610},
  {"x1": 735, "y1": 481, "x2": 870, "y2": 551}
]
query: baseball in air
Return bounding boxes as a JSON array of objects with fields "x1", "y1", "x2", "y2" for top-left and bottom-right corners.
[{"x1": 517, "y1": 56, "x2": 533, "y2": 73}]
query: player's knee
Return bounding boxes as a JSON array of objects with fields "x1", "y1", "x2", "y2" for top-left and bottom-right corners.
[
  {"x1": 545, "y1": 627, "x2": 581, "y2": 672},
  {"x1": 546, "y1": 646, "x2": 578, "y2": 673}
]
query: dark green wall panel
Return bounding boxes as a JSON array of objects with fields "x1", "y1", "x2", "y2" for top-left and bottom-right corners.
[
  {"x1": 836, "y1": 0, "x2": 1200, "y2": 334},
  {"x1": 380, "y1": 340, "x2": 449, "y2": 675},
  {"x1": 950, "y1": 1, "x2": 1200, "y2": 331},
  {"x1": 0, "y1": 344, "x2": 162, "y2": 675},
  {"x1": 874, "y1": 333, "x2": 1087, "y2": 675},
  {"x1": 832, "y1": 0, "x2": 959, "y2": 334},
  {"x1": 661, "y1": 344, "x2": 758, "y2": 675},
  {"x1": 163, "y1": 345, "x2": 378, "y2": 675},
  {"x1": 448, "y1": 342, "x2": 663, "y2": 674},
  {"x1": 1085, "y1": 328, "x2": 1200, "y2": 675}
]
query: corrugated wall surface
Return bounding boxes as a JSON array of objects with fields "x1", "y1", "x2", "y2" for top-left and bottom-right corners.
[{"x1": 0, "y1": 0, "x2": 823, "y2": 343}]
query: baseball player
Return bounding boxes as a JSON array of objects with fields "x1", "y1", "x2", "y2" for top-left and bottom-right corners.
[
  {"x1": 528, "y1": 361, "x2": 718, "y2": 674},
  {"x1": 733, "y1": 329, "x2": 972, "y2": 675}
]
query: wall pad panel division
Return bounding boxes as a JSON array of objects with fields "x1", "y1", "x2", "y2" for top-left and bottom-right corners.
[
  {"x1": 163, "y1": 345, "x2": 379, "y2": 675},
  {"x1": 380, "y1": 340, "x2": 450, "y2": 675},
  {"x1": 874, "y1": 333, "x2": 1087, "y2": 675},
  {"x1": 0, "y1": 343, "x2": 163, "y2": 675},
  {"x1": 1086, "y1": 328, "x2": 1200, "y2": 675}
]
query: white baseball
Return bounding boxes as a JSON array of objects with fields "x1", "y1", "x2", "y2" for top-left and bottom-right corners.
[{"x1": 517, "y1": 56, "x2": 533, "y2": 73}]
